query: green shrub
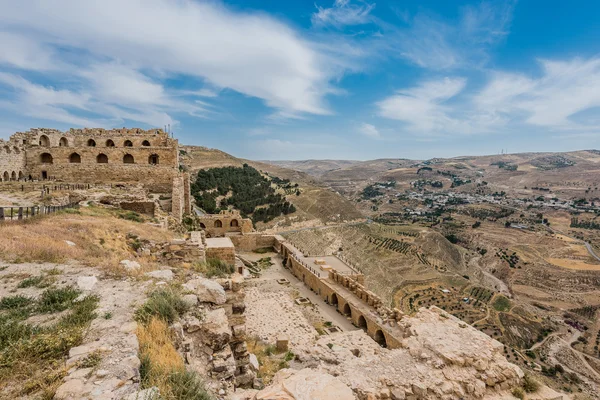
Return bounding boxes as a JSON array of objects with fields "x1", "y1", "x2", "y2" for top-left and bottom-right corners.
[
  {"x1": 17, "y1": 276, "x2": 48, "y2": 289},
  {"x1": 136, "y1": 289, "x2": 189, "y2": 324},
  {"x1": 118, "y1": 211, "x2": 144, "y2": 223},
  {"x1": 0, "y1": 295, "x2": 34, "y2": 310},
  {"x1": 37, "y1": 287, "x2": 81, "y2": 313},
  {"x1": 168, "y1": 370, "x2": 213, "y2": 400},
  {"x1": 194, "y1": 259, "x2": 235, "y2": 278}
]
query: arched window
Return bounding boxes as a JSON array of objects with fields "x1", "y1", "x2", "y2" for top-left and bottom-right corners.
[
  {"x1": 106, "y1": 139, "x2": 115, "y2": 147},
  {"x1": 124, "y1": 140, "x2": 133, "y2": 147},
  {"x1": 10, "y1": 171, "x2": 16, "y2": 181},
  {"x1": 148, "y1": 154, "x2": 159, "y2": 165},
  {"x1": 69, "y1": 153, "x2": 81, "y2": 163},
  {"x1": 39, "y1": 135, "x2": 50, "y2": 147},
  {"x1": 230, "y1": 219, "x2": 239, "y2": 227},
  {"x1": 2, "y1": 172, "x2": 8, "y2": 181},
  {"x1": 18, "y1": 171, "x2": 23, "y2": 180},
  {"x1": 87, "y1": 139, "x2": 96, "y2": 147},
  {"x1": 214, "y1": 220, "x2": 223, "y2": 228},
  {"x1": 142, "y1": 140, "x2": 151, "y2": 146},
  {"x1": 40, "y1": 153, "x2": 53, "y2": 164},
  {"x1": 97, "y1": 153, "x2": 108, "y2": 163},
  {"x1": 59, "y1": 137, "x2": 68, "y2": 147},
  {"x1": 342, "y1": 303, "x2": 351, "y2": 317},
  {"x1": 123, "y1": 154, "x2": 135, "y2": 164}
]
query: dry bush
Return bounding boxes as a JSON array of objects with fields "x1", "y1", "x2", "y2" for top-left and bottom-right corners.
[{"x1": 0, "y1": 206, "x2": 173, "y2": 272}]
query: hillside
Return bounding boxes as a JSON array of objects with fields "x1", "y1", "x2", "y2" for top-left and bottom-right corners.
[
  {"x1": 263, "y1": 150, "x2": 600, "y2": 201},
  {"x1": 180, "y1": 145, "x2": 363, "y2": 229}
]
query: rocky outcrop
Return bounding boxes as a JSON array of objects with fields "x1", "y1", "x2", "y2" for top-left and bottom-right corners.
[
  {"x1": 254, "y1": 368, "x2": 356, "y2": 400},
  {"x1": 292, "y1": 307, "x2": 524, "y2": 400},
  {"x1": 183, "y1": 277, "x2": 227, "y2": 305}
]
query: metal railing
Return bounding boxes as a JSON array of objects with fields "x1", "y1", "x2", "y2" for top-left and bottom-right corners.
[{"x1": 0, "y1": 202, "x2": 79, "y2": 222}]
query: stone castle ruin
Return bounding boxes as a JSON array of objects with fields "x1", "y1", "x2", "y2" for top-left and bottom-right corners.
[
  {"x1": 196, "y1": 210, "x2": 254, "y2": 237},
  {"x1": 0, "y1": 127, "x2": 179, "y2": 192}
]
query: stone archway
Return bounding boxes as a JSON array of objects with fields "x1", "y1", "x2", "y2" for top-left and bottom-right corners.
[
  {"x1": 2, "y1": 171, "x2": 9, "y2": 181},
  {"x1": 374, "y1": 329, "x2": 387, "y2": 348},
  {"x1": 40, "y1": 153, "x2": 53, "y2": 164},
  {"x1": 214, "y1": 220, "x2": 223, "y2": 228},
  {"x1": 331, "y1": 293, "x2": 339, "y2": 308},
  {"x1": 342, "y1": 303, "x2": 351, "y2": 317},
  {"x1": 69, "y1": 153, "x2": 81, "y2": 163},
  {"x1": 357, "y1": 315, "x2": 367, "y2": 331},
  {"x1": 123, "y1": 154, "x2": 135, "y2": 164},
  {"x1": 18, "y1": 171, "x2": 23, "y2": 180},
  {"x1": 39, "y1": 135, "x2": 50, "y2": 147},
  {"x1": 200, "y1": 222, "x2": 206, "y2": 229},
  {"x1": 59, "y1": 137, "x2": 69, "y2": 147},
  {"x1": 230, "y1": 219, "x2": 239, "y2": 227},
  {"x1": 10, "y1": 171, "x2": 16, "y2": 181}
]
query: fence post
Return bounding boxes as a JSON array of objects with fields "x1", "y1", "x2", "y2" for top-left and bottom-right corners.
[
  {"x1": 0, "y1": 208, "x2": 3, "y2": 221},
  {"x1": 18, "y1": 207, "x2": 23, "y2": 220}
]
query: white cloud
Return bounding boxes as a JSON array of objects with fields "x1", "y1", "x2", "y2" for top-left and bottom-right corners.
[
  {"x1": 0, "y1": 0, "x2": 349, "y2": 125},
  {"x1": 377, "y1": 77, "x2": 467, "y2": 133},
  {"x1": 475, "y1": 58, "x2": 600, "y2": 128},
  {"x1": 359, "y1": 123, "x2": 380, "y2": 138},
  {"x1": 377, "y1": 56, "x2": 600, "y2": 137},
  {"x1": 312, "y1": 0, "x2": 376, "y2": 28},
  {"x1": 393, "y1": 1, "x2": 515, "y2": 69}
]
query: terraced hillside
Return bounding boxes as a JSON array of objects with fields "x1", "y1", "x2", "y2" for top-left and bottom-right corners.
[{"x1": 282, "y1": 223, "x2": 471, "y2": 304}]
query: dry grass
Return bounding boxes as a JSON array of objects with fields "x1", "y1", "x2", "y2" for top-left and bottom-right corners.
[
  {"x1": 137, "y1": 318, "x2": 212, "y2": 400},
  {"x1": 0, "y1": 206, "x2": 173, "y2": 273},
  {"x1": 138, "y1": 317, "x2": 185, "y2": 395}
]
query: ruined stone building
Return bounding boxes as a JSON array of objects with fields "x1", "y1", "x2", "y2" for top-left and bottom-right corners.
[
  {"x1": 0, "y1": 127, "x2": 179, "y2": 192},
  {"x1": 196, "y1": 210, "x2": 253, "y2": 237}
]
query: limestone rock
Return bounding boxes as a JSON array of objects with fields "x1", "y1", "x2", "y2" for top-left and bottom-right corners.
[
  {"x1": 249, "y1": 353, "x2": 260, "y2": 371},
  {"x1": 188, "y1": 308, "x2": 231, "y2": 350},
  {"x1": 76, "y1": 276, "x2": 98, "y2": 291},
  {"x1": 54, "y1": 378, "x2": 86, "y2": 399},
  {"x1": 65, "y1": 240, "x2": 76, "y2": 247},
  {"x1": 182, "y1": 294, "x2": 199, "y2": 307},
  {"x1": 120, "y1": 259, "x2": 141, "y2": 272},
  {"x1": 185, "y1": 277, "x2": 227, "y2": 305},
  {"x1": 145, "y1": 269, "x2": 174, "y2": 281},
  {"x1": 254, "y1": 368, "x2": 355, "y2": 400}
]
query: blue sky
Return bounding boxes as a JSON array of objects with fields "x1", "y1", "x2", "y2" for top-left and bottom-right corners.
[{"x1": 1, "y1": 0, "x2": 600, "y2": 160}]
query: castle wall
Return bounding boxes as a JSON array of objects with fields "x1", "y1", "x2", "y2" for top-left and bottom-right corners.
[
  {"x1": 0, "y1": 140, "x2": 26, "y2": 182},
  {"x1": 228, "y1": 234, "x2": 279, "y2": 252},
  {"x1": 1, "y1": 128, "x2": 179, "y2": 192}
]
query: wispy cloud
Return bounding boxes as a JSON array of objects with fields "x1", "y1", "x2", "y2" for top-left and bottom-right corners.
[
  {"x1": 377, "y1": 56, "x2": 600, "y2": 136},
  {"x1": 0, "y1": 0, "x2": 360, "y2": 127},
  {"x1": 312, "y1": 0, "x2": 376, "y2": 29},
  {"x1": 377, "y1": 77, "x2": 467, "y2": 133},
  {"x1": 391, "y1": 1, "x2": 516, "y2": 69},
  {"x1": 359, "y1": 123, "x2": 381, "y2": 138}
]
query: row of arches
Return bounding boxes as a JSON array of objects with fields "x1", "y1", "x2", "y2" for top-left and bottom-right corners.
[
  {"x1": 39, "y1": 135, "x2": 153, "y2": 148},
  {"x1": 329, "y1": 292, "x2": 387, "y2": 347},
  {"x1": 213, "y1": 219, "x2": 239, "y2": 228},
  {"x1": 39, "y1": 153, "x2": 160, "y2": 165},
  {"x1": 0, "y1": 171, "x2": 24, "y2": 182}
]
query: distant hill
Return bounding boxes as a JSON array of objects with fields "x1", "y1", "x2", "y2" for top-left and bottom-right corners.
[
  {"x1": 180, "y1": 145, "x2": 364, "y2": 229},
  {"x1": 262, "y1": 150, "x2": 600, "y2": 201}
]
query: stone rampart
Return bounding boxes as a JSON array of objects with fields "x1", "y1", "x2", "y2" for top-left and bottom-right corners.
[
  {"x1": 119, "y1": 201, "x2": 155, "y2": 216},
  {"x1": 1, "y1": 128, "x2": 179, "y2": 192}
]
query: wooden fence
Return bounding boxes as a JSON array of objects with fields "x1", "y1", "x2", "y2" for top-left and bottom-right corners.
[{"x1": 0, "y1": 203, "x2": 79, "y2": 222}]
